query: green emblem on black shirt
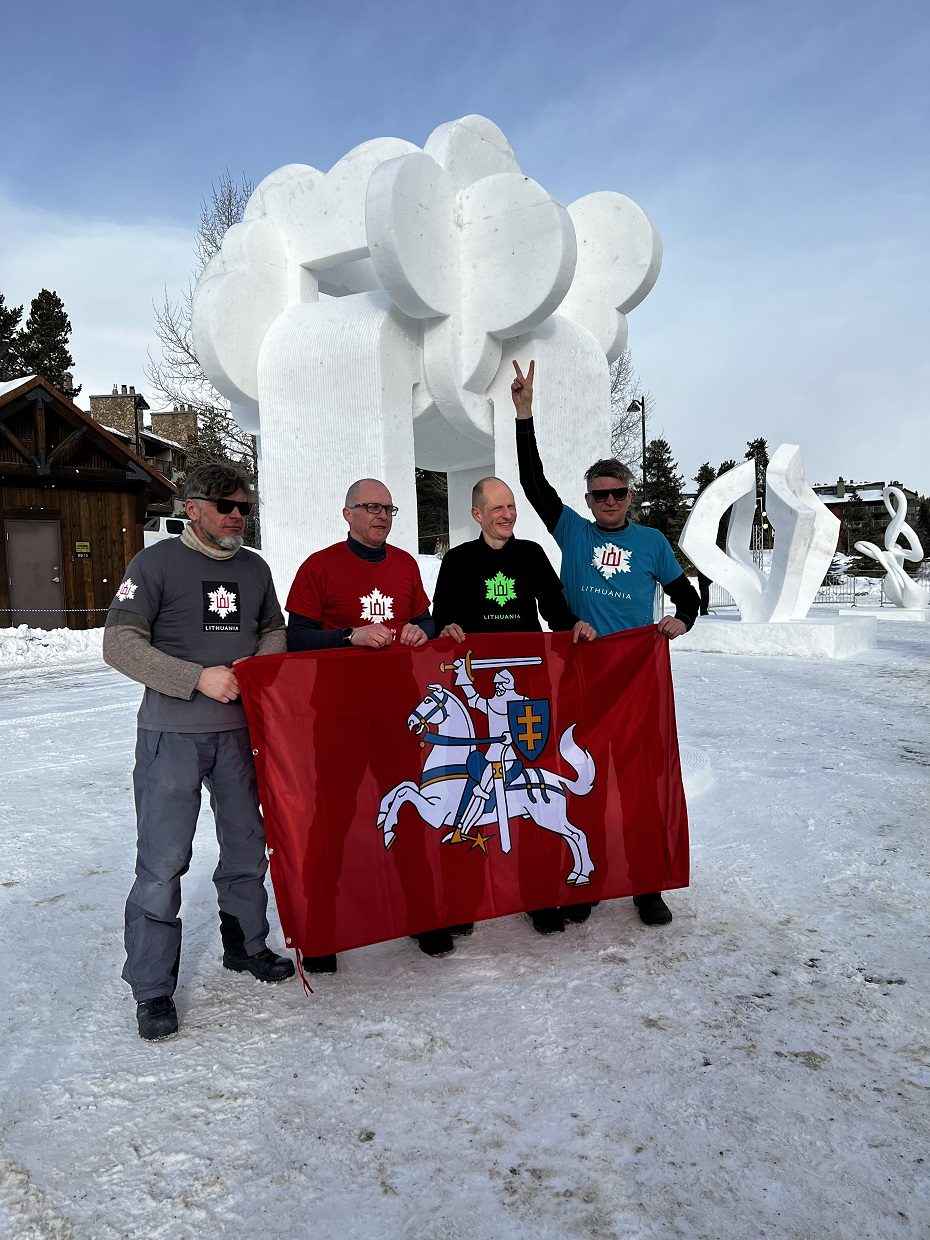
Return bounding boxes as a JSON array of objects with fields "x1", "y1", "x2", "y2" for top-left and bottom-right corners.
[{"x1": 485, "y1": 571, "x2": 517, "y2": 608}]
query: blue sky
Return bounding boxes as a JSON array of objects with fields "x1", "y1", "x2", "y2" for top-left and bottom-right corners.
[{"x1": 2, "y1": 0, "x2": 928, "y2": 493}]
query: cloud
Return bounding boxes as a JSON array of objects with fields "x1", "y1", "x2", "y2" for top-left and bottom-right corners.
[{"x1": 0, "y1": 185, "x2": 192, "y2": 403}]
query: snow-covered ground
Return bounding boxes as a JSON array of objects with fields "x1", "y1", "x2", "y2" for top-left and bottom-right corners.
[{"x1": 1, "y1": 619, "x2": 928, "y2": 1239}]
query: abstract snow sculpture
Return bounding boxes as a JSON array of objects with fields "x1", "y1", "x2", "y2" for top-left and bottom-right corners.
[
  {"x1": 854, "y1": 487, "x2": 929, "y2": 609},
  {"x1": 366, "y1": 146, "x2": 576, "y2": 444},
  {"x1": 680, "y1": 445, "x2": 840, "y2": 622},
  {"x1": 191, "y1": 115, "x2": 662, "y2": 594}
]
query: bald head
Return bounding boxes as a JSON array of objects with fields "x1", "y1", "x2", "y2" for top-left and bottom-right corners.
[
  {"x1": 471, "y1": 476, "x2": 517, "y2": 548},
  {"x1": 343, "y1": 477, "x2": 395, "y2": 549}
]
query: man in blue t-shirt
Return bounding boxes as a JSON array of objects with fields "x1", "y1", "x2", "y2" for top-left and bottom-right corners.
[{"x1": 512, "y1": 359, "x2": 699, "y2": 927}]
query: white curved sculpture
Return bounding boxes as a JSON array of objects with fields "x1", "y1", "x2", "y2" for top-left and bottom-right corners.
[
  {"x1": 679, "y1": 445, "x2": 840, "y2": 622},
  {"x1": 191, "y1": 114, "x2": 661, "y2": 596},
  {"x1": 854, "y1": 487, "x2": 929, "y2": 609}
]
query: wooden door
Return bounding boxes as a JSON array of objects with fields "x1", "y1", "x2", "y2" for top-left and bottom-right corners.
[{"x1": 5, "y1": 519, "x2": 65, "y2": 629}]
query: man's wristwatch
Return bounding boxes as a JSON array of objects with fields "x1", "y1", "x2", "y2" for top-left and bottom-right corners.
[{"x1": 341, "y1": 627, "x2": 354, "y2": 647}]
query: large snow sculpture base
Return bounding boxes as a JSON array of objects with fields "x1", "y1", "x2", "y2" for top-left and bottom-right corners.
[
  {"x1": 672, "y1": 615, "x2": 877, "y2": 659},
  {"x1": 838, "y1": 607, "x2": 928, "y2": 623}
]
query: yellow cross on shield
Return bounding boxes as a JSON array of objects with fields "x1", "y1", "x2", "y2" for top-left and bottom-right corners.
[{"x1": 507, "y1": 699, "x2": 551, "y2": 762}]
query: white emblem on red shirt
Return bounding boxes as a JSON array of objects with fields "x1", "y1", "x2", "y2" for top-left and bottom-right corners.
[
  {"x1": 360, "y1": 588, "x2": 394, "y2": 622},
  {"x1": 116, "y1": 578, "x2": 138, "y2": 601},
  {"x1": 207, "y1": 585, "x2": 238, "y2": 619},
  {"x1": 592, "y1": 544, "x2": 632, "y2": 580}
]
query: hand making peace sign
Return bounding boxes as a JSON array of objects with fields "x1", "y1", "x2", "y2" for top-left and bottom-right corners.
[{"x1": 511, "y1": 359, "x2": 535, "y2": 419}]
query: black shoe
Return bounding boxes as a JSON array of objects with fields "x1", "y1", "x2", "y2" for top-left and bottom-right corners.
[
  {"x1": 301, "y1": 953, "x2": 338, "y2": 974},
  {"x1": 561, "y1": 901, "x2": 599, "y2": 924},
  {"x1": 137, "y1": 996, "x2": 178, "y2": 1042},
  {"x1": 448, "y1": 923, "x2": 474, "y2": 937},
  {"x1": 633, "y1": 893, "x2": 673, "y2": 926},
  {"x1": 223, "y1": 947, "x2": 296, "y2": 982},
  {"x1": 529, "y1": 907, "x2": 566, "y2": 935},
  {"x1": 412, "y1": 929, "x2": 456, "y2": 957}
]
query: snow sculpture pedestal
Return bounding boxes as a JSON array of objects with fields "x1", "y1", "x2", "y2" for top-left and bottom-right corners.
[
  {"x1": 838, "y1": 606, "x2": 928, "y2": 623},
  {"x1": 673, "y1": 614, "x2": 876, "y2": 659}
]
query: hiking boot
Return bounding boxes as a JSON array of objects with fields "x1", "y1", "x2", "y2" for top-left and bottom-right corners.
[
  {"x1": 529, "y1": 907, "x2": 565, "y2": 935},
  {"x1": 633, "y1": 893, "x2": 673, "y2": 926},
  {"x1": 448, "y1": 923, "x2": 475, "y2": 937},
  {"x1": 561, "y1": 901, "x2": 599, "y2": 924},
  {"x1": 223, "y1": 947, "x2": 295, "y2": 982},
  {"x1": 137, "y1": 996, "x2": 178, "y2": 1042},
  {"x1": 302, "y1": 953, "x2": 338, "y2": 973},
  {"x1": 412, "y1": 929, "x2": 456, "y2": 957}
]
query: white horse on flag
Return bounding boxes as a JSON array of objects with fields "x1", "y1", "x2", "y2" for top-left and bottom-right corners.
[{"x1": 376, "y1": 683, "x2": 597, "y2": 886}]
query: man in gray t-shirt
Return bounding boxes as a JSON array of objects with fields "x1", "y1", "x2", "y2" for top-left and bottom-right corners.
[{"x1": 104, "y1": 463, "x2": 294, "y2": 1042}]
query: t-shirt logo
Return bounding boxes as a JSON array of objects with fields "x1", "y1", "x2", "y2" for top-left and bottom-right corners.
[
  {"x1": 203, "y1": 581, "x2": 240, "y2": 631},
  {"x1": 115, "y1": 578, "x2": 137, "y2": 602},
  {"x1": 592, "y1": 544, "x2": 632, "y2": 580},
  {"x1": 360, "y1": 588, "x2": 394, "y2": 622},
  {"x1": 485, "y1": 571, "x2": 517, "y2": 608}
]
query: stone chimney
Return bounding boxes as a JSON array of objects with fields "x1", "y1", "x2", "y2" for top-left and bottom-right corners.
[
  {"x1": 88, "y1": 385, "x2": 150, "y2": 442},
  {"x1": 150, "y1": 407, "x2": 199, "y2": 448},
  {"x1": 835, "y1": 477, "x2": 846, "y2": 499}
]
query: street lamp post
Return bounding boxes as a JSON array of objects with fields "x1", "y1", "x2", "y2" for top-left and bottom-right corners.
[{"x1": 628, "y1": 397, "x2": 646, "y2": 511}]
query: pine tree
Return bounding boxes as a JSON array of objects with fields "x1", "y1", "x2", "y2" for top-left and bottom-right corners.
[
  {"x1": 642, "y1": 438, "x2": 684, "y2": 537},
  {"x1": 717, "y1": 458, "x2": 738, "y2": 476},
  {"x1": 744, "y1": 437, "x2": 769, "y2": 499},
  {"x1": 18, "y1": 289, "x2": 81, "y2": 396},
  {"x1": 0, "y1": 292, "x2": 25, "y2": 382},
  {"x1": 693, "y1": 462, "x2": 717, "y2": 494}
]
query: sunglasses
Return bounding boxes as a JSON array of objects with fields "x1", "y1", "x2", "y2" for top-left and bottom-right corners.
[
  {"x1": 348, "y1": 502, "x2": 399, "y2": 516},
  {"x1": 588, "y1": 487, "x2": 630, "y2": 503},
  {"x1": 190, "y1": 496, "x2": 253, "y2": 516}
]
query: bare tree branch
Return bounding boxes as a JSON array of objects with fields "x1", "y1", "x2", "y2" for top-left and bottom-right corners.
[
  {"x1": 144, "y1": 172, "x2": 256, "y2": 460},
  {"x1": 609, "y1": 347, "x2": 652, "y2": 476}
]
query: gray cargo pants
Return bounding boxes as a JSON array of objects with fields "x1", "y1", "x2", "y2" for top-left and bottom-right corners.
[{"x1": 123, "y1": 728, "x2": 270, "y2": 1002}]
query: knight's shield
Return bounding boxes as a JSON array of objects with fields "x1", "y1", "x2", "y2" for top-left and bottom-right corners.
[{"x1": 508, "y1": 698, "x2": 551, "y2": 762}]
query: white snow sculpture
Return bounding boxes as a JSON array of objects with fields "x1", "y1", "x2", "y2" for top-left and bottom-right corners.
[
  {"x1": 854, "y1": 487, "x2": 929, "y2": 609},
  {"x1": 679, "y1": 445, "x2": 840, "y2": 622},
  {"x1": 191, "y1": 115, "x2": 661, "y2": 596}
]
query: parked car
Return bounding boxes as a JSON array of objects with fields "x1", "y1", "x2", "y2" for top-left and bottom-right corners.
[{"x1": 143, "y1": 515, "x2": 188, "y2": 547}]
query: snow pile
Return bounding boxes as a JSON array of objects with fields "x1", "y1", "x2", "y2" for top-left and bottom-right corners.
[{"x1": 0, "y1": 624, "x2": 104, "y2": 668}]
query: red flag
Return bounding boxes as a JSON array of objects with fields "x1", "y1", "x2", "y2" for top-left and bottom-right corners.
[{"x1": 238, "y1": 628, "x2": 689, "y2": 957}]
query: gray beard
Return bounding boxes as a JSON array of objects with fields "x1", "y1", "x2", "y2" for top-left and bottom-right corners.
[{"x1": 207, "y1": 531, "x2": 244, "y2": 552}]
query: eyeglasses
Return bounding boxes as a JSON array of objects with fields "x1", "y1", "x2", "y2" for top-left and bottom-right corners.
[
  {"x1": 190, "y1": 496, "x2": 252, "y2": 516},
  {"x1": 588, "y1": 487, "x2": 630, "y2": 503},
  {"x1": 348, "y1": 502, "x2": 399, "y2": 516}
]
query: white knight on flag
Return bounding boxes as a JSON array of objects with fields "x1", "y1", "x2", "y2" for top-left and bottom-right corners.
[{"x1": 376, "y1": 649, "x2": 597, "y2": 885}]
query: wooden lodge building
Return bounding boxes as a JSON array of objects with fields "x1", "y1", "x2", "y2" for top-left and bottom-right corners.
[{"x1": 0, "y1": 376, "x2": 177, "y2": 630}]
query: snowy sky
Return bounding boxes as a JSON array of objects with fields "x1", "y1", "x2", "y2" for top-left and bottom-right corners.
[{"x1": 1, "y1": 0, "x2": 928, "y2": 493}]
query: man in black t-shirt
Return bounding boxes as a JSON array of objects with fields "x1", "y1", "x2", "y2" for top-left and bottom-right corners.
[{"x1": 433, "y1": 476, "x2": 595, "y2": 934}]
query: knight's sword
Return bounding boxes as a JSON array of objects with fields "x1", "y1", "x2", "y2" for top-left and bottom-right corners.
[{"x1": 439, "y1": 652, "x2": 543, "y2": 676}]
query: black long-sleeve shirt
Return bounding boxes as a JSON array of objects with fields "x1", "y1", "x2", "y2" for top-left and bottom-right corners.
[{"x1": 432, "y1": 534, "x2": 577, "y2": 634}]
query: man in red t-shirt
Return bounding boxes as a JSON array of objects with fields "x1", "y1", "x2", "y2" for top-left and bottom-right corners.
[
  {"x1": 286, "y1": 478, "x2": 467, "y2": 970},
  {"x1": 287, "y1": 478, "x2": 432, "y2": 651}
]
